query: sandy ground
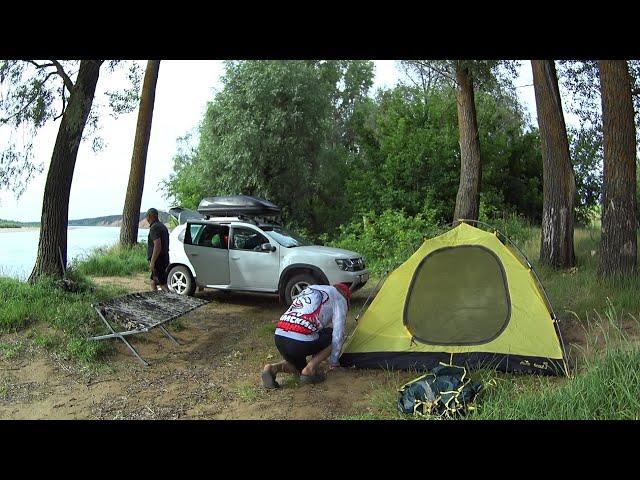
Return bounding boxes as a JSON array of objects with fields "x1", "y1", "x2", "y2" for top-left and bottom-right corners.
[
  {"x1": 0, "y1": 275, "x2": 412, "y2": 419},
  {"x1": 0, "y1": 273, "x2": 601, "y2": 420}
]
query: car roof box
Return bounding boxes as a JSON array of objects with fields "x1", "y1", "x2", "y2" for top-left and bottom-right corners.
[{"x1": 197, "y1": 195, "x2": 281, "y2": 218}]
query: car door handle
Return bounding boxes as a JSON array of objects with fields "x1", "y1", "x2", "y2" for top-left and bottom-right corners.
[
  {"x1": 231, "y1": 256, "x2": 240, "y2": 260},
  {"x1": 189, "y1": 253, "x2": 198, "y2": 256}
]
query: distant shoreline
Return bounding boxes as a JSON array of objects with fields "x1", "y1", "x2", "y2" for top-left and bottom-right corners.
[
  {"x1": 0, "y1": 227, "x2": 40, "y2": 233},
  {"x1": 0, "y1": 225, "x2": 153, "y2": 233}
]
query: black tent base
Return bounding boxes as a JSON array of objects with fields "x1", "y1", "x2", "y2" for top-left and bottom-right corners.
[{"x1": 339, "y1": 351, "x2": 567, "y2": 376}]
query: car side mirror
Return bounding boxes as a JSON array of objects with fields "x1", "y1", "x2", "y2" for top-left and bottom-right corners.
[{"x1": 260, "y1": 243, "x2": 276, "y2": 252}]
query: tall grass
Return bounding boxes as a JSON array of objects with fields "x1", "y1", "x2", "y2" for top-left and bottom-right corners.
[
  {"x1": 472, "y1": 306, "x2": 640, "y2": 420},
  {"x1": 74, "y1": 242, "x2": 148, "y2": 277},
  {"x1": 0, "y1": 269, "x2": 126, "y2": 363}
]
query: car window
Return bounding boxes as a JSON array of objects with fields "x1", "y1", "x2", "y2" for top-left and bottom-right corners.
[
  {"x1": 261, "y1": 227, "x2": 311, "y2": 247},
  {"x1": 179, "y1": 224, "x2": 203, "y2": 243},
  {"x1": 196, "y1": 224, "x2": 229, "y2": 249},
  {"x1": 231, "y1": 227, "x2": 269, "y2": 251}
]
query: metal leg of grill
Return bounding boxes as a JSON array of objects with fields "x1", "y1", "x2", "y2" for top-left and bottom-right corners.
[
  {"x1": 93, "y1": 307, "x2": 150, "y2": 367},
  {"x1": 159, "y1": 324, "x2": 180, "y2": 346}
]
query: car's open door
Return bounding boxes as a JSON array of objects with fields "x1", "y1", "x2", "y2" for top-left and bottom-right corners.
[{"x1": 183, "y1": 222, "x2": 230, "y2": 286}]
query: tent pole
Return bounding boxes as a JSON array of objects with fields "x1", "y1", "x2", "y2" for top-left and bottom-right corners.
[{"x1": 354, "y1": 271, "x2": 389, "y2": 322}]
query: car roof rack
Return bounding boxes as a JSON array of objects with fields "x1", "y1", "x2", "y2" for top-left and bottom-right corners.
[{"x1": 199, "y1": 213, "x2": 283, "y2": 228}]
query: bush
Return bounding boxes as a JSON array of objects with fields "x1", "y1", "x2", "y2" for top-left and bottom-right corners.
[
  {"x1": 74, "y1": 243, "x2": 148, "y2": 277},
  {"x1": 478, "y1": 202, "x2": 533, "y2": 248},
  {"x1": 325, "y1": 208, "x2": 444, "y2": 276}
]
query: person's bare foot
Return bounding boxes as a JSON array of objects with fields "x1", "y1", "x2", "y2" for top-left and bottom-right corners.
[
  {"x1": 261, "y1": 364, "x2": 279, "y2": 389},
  {"x1": 301, "y1": 364, "x2": 315, "y2": 376}
]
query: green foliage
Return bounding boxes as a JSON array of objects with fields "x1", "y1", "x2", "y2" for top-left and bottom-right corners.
[
  {"x1": 165, "y1": 61, "x2": 545, "y2": 238},
  {"x1": 0, "y1": 271, "x2": 126, "y2": 364},
  {"x1": 400, "y1": 60, "x2": 520, "y2": 94},
  {"x1": 324, "y1": 208, "x2": 444, "y2": 276},
  {"x1": 346, "y1": 84, "x2": 543, "y2": 224},
  {"x1": 345, "y1": 87, "x2": 459, "y2": 222},
  {"x1": 558, "y1": 60, "x2": 640, "y2": 132},
  {"x1": 0, "y1": 60, "x2": 141, "y2": 194},
  {"x1": 73, "y1": 243, "x2": 148, "y2": 277},
  {"x1": 568, "y1": 126, "x2": 603, "y2": 226},
  {"x1": 165, "y1": 60, "x2": 374, "y2": 236},
  {"x1": 478, "y1": 205, "x2": 532, "y2": 248}
]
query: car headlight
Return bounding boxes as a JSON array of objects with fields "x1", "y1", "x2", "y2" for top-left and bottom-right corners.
[{"x1": 336, "y1": 259, "x2": 352, "y2": 271}]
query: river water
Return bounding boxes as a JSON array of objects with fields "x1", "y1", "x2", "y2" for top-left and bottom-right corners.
[{"x1": 0, "y1": 226, "x2": 149, "y2": 280}]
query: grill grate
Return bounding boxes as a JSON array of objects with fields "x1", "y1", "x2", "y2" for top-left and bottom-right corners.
[{"x1": 95, "y1": 291, "x2": 209, "y2": 331}]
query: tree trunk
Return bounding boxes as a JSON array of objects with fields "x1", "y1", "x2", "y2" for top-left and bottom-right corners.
[
  {"x1": 120, "y1": 60, "x2": 161, "y2": 247},
  {"x1": 598, "y1": 60, "x2": 638, "y2": 277},
  {"x1": 531, "y1": 60, "x2": 576, "y2": 268},
  {"x1": 453, "y1": 62, "x2": 482, "y2": 223},
  {"x1": 29, "y1": 60, "x2": 102, "y2": 282}
]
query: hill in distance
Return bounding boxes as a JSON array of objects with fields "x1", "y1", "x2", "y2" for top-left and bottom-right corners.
[
  {"x1": 68, "y1": 211, "x2": 171, "y2": 227},
  {"x1": 1, "y1": 211, "x2": 171, "y2": 228}
]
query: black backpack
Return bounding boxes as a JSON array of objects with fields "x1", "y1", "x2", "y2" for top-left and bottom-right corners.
[{"x1": 397, "y1": 364, "x2": 483, "y2": 418}]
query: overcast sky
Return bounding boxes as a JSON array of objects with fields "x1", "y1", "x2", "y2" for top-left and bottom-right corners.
[{"x1": 0, "y1": 60, "x2": 579, "y2": 222}]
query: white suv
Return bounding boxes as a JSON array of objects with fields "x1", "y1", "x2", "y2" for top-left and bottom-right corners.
[{"x1": 166, "y1": 215, "x2": 369, "y2": 306}]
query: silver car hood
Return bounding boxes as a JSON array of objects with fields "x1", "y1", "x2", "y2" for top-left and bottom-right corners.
[{"x1": 287, "y1": 245, "x2": 362, "y2": 259}]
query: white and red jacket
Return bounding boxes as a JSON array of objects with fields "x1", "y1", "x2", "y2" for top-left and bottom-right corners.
[{"x1": 275, "y1": 284, "x2": 348, "y2": 365}]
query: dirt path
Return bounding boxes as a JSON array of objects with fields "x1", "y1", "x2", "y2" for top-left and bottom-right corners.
[{"x1": 0, "y1": 275, "x2": 410, "y2": 419}]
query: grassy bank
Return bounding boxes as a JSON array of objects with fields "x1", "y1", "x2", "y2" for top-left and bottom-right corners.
[
  {"x1": 0, "y1": 242, "x2": 147, "y2": 365},
  {"x1": 471, "y1": 347, "x2": 640, "y2": 419},
  {"x1": 0, "y1": 270, "x2": 126, "y2": 364},
  {"x1": 74, "y1": 243, "x2": 148, "y2": 277}
]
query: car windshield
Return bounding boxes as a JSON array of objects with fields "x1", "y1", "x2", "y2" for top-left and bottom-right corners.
[{"x1": 262, "y1": 227, "x2": 311, "y2": 248}]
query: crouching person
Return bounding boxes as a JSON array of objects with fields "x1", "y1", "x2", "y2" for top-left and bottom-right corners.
[{"x1": 261, "y1": 283, "x2": 352, "y2": 389}]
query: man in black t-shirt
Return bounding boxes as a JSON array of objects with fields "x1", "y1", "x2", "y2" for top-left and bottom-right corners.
[{"x1": 146, "y1": 208, "x2": 170, "y2": 292}]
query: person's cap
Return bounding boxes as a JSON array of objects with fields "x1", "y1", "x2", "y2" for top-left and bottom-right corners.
[
  {"x1": 334, "y1": 283, "x2": 352, "y2": 306},
  {"x1": 146, "y1": 208, "x2": 159, "y2": 217}
]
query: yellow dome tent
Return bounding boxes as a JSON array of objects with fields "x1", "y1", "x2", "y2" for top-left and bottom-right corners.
[{"x1": 340, "y1": 222, "x2": 568, "y2": 376}]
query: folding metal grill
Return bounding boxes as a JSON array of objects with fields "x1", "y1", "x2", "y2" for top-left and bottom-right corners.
[{"x1": 90, "y1": 291, "x2": 209, "y2": 366}]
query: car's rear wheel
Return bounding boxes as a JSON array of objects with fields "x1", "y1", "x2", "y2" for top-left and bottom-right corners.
[
  {"x1": 283, "y1": 273, "x2": 316, "y2": 306},
  {"x1": 168, "y1": 265, "x2": 196, "y2": 296}
]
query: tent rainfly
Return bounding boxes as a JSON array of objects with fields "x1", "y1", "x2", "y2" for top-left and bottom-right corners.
[{"x1": 340, "y1": 222, "x2": 568, "y2": 376}]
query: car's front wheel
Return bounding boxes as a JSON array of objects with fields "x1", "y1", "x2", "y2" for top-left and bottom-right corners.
[
  {"x1": 282, "y1": 273, "x2": 316, "y2": 306},
  {"x1": 167, "y1": 265, "x2": 196, "y2": 296}
]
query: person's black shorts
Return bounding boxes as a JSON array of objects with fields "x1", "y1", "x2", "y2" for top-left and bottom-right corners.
[
  {"x1": 274, "y1": 328, "x2": 333, "y2": 372},
  {"x1": 150, "y1": 254, "x2": 170, "y2": 285}
]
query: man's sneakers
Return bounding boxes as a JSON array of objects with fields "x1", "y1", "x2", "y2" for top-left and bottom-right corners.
[
  {"x1": 299, "y1": 372, "x2": 326, "y2": 384},
  {"x1": 261, "y1": 369, "x2": 280, "y2": 390}
]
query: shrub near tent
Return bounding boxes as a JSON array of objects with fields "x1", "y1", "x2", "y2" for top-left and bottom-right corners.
[{"x1": 340, "y1": 222, "x2": 568, "y2": 376}]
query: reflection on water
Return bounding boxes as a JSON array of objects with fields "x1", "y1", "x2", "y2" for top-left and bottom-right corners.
[{"x1": 0, "y1": 226, "x2": 149, "y2": 280}]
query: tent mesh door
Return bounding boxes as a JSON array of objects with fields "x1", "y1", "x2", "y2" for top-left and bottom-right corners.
[{"x1": 404, "y1": 245, "x2": 511, "y2": 345}]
